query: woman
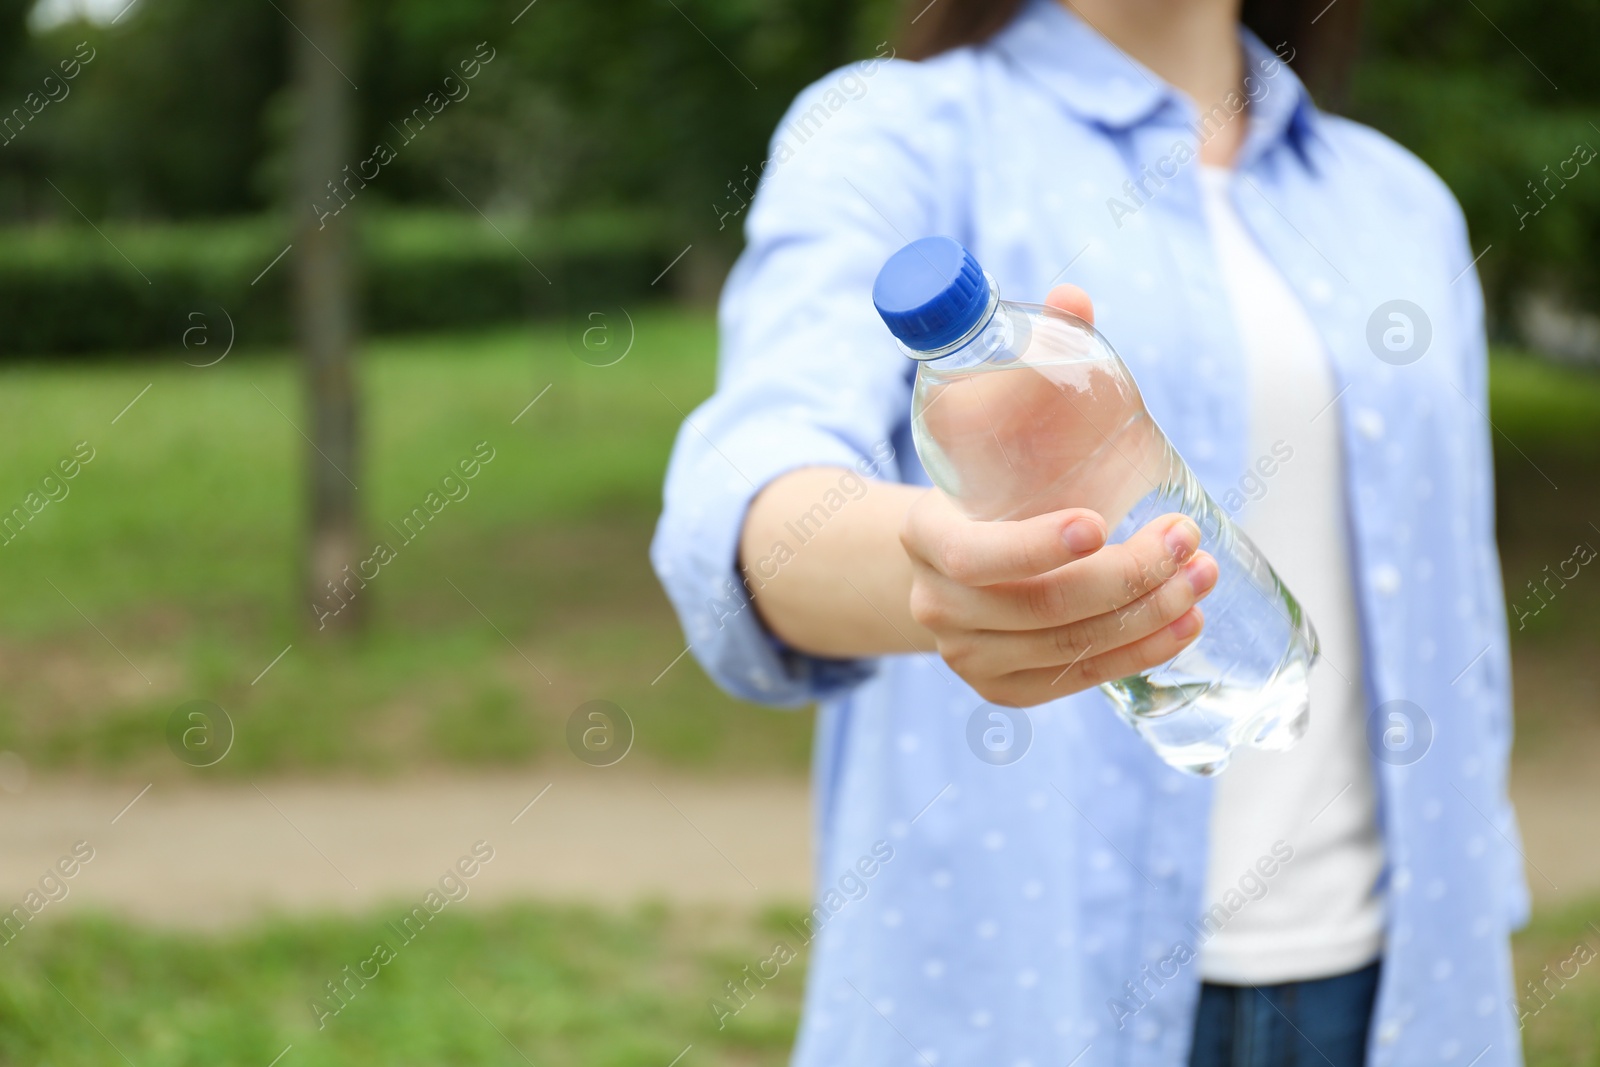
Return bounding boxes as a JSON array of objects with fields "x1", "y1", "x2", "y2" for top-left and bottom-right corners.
[{"x1": 652, "y1": 1, "x2": 1524, "y2": 1064}]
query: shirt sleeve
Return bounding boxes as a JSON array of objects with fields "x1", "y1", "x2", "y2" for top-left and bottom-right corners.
[{"x1": 650, "y1": 57, "x2": 966, "y2": 705}]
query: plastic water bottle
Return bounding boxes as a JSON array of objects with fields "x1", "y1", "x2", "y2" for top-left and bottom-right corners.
[{"x1": 872, "y1": 236, "x2": 1318, "y2": 775}]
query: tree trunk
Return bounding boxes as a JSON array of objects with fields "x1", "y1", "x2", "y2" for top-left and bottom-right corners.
[{"x1": 290, "y1": 0, "x2": 362, "y2": 632}]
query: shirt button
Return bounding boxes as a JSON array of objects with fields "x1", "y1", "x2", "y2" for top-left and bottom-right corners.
[
  {"x1": 1354, "y1": 408, "x2": 1385, "y2": 440},
  {"x1": 1377, "y1": 1021, "x2": 1401, "y2": 1045}
]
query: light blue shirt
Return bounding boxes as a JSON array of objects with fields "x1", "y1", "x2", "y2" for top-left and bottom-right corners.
[{"x1": 651, "y1": 2, "x2": 1527, "y2": 1064}]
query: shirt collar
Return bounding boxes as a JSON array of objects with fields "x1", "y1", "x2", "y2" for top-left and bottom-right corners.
[
  {"x1": 1235, "y1": 28, "x2": 1324, "y2": 168},
  {"x1": 988, "y1": 0, "x2": 1322, "y2": 164},
  {"x1": 989, "y1": 0, "x2": 1172, "y2": 128}
]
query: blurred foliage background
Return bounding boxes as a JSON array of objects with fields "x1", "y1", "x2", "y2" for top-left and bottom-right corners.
[
  {"x1": 0, "y1": 0, "x2": 1596, "y2": 353},
  {"x1": 0, "y1": 0, "x2": 1588, "y2": 778},
  {"x1": 0, "y1": 1, "x2": 1597, "y2": 1064}
]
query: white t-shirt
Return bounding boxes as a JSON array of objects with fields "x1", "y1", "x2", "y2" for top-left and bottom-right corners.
[{"x1": 1194, "y1": 164, "x2": 1386, "y2": 985}]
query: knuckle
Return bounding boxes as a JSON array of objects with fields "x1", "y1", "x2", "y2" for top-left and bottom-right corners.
[
  {"x1": 1125, "y1": 586, "x2": 1181, "y2": 638},
  {"x1": 899, "y1": 500, "x2": 928, "y2": 547},
  {"x1": 897, "y1": 519, "x2": 920, "y2": 559},
  {"x1": 1144, "y1": 533, "x2": 1185, "y2": 583},
  {"x1": 1117, "y1": 550, "x2": 1154, "y2": 602},
  {"x1": 1050, "y1": 623, "x2": 1090, "y2": 663},
  {"x1": 937, "y1": 633, "x2": 978, "y2": 673},
  {"x1": 901, "y1": 500, "x2": 943, "y2": 562},
  {"x1": 1158, "y1": 577, "x2": 1196, "y2": 621},
  {"x1": 1024, "y1": 575, "x2": 1068, "y2": 625},
  {"x1": 1076, "y1": 654, "x2": 1114, "y2": 687},
  {"x1": 901, "y1": 519, "x2": 937, "y2": 567},
  {"x1": 1084, "y1": 609, "x2": 1125, "y2": 652},
  {"x1": 937, "y1": 538, "x2": 977, "y2": 584},
  {"x1": 908, "y1": 583, "x2": 949, "y2": 630}
]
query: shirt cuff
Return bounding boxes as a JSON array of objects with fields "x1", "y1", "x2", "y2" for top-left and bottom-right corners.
[{"x1": 651, "y1": 418, "x2": 888, "y2": 705}]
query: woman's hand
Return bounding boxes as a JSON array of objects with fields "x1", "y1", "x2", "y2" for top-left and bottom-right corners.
[
  {"x1": 736, "y1": 281, "x2": 1211, "y2": 688},
  {"x1": 896, "y1": 281, "x2": 1214, "y2": 706},
  {"x1": 900, "y1": 489, "x2": 1216, "y2": 706}
]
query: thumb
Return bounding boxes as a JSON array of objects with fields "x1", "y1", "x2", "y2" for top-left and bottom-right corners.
[{"x1": 1045, "y1": 284, "x2": 1094, "y2": 327}]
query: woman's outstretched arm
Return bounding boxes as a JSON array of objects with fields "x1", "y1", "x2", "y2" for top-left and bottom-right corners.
[{"x1": 741, "y1": 285, "x2": 1218, "y2": 708}]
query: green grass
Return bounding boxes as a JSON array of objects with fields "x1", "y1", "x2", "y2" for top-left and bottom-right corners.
[
  {"x1": 0, "y1": 896, "x2": 1594, "y2": 1066},
  {"x1": 1510, "y1": 897, "x2": 1600, "y2": 1066},
  {"x1": 0, "y1": 309, "x2": 811, "y2": 777},
  {"x1": 0, "y1": 320, "x2": 1593, "y2": 776},
  {"x1": 1483, "y1": 349, "x2": 1600, "y2": 463},
  {"x1": 0, "y1": 902, "x2": 809, "y2": 1067}
]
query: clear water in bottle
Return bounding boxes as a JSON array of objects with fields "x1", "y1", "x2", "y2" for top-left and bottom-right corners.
[{"x1": 873, "y1": 236, "x2": 1318, "y2": 775}]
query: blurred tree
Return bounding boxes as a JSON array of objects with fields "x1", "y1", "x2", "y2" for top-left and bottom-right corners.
[
  {"x1": 1350, "y1": 0, "x2": 1600, "y2": 320},
  {"x1": 291, "y1": 0, "x2": 363, "y2": 633},
  {"x1": 17, "y1": 0, "x2": 283, "y2": 218},
  {"x1": 2, "y1": 0, "x2": 1596, "y2": 329}
]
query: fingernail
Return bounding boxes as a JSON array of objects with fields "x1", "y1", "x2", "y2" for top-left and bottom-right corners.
[
  {"x1": 1183, "y1": 554, "x2": 1218, "y2": 596},
  {"x1": 1164, "y1": 517, "x2": 1201, "y2": 561},
  {"x1": 1064, "y1": 519, "x2": 1103, "y2": 553},
  {"x1": 1169, "y1": 609, "x2": 1203, "y2": 640}
]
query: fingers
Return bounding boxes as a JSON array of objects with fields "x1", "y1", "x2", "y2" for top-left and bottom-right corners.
[
  {"x1": 901, "y1": 491, "x2": 1218, "y2": 708},
  {"x1": 987, "y1": 606, "x2": 1206, "y2": 707},
  {"x1": 927, "y1": 513, "x2": 1201, "y2": 631},
  {"x1": 1045, "y1": 283, "x2": 1094, "y2": 326},
  {"x1": 1062, "y1": 605, "x2": 1205, "y2": 689},
  {"x1": 943, "y1": 551, "x2": 1217, "y2": 677},
  {"x1": 903, "y1": 492, "x2": 1109, "y2": 587},
  {"x1": 1040, "y1": 514, "x2": 1201, "y2": 623}
]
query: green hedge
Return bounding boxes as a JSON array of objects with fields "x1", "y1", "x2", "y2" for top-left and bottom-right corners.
[{"x1": 0, "y1": 210, "x2": 676, "y2": 357}]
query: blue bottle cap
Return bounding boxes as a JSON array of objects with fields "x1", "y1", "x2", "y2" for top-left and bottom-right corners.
[{"x1": 872, "y1": 236, "x2": 990, "y2": 352}]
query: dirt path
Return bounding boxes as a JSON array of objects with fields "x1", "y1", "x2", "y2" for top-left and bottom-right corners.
[
  {"x1": 0, "y1": 770, "x2": 812, "y2": 930},
  {"x1": 0, "y1": 763, "x2": 1592, "y2": 930}
]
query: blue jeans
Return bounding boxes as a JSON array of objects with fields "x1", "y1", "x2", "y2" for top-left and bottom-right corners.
[{"x1": 1188, "y1": 961, "x2": 1381, "y2": 1067}]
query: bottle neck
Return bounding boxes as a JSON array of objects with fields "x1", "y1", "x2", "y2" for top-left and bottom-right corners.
[{"x1": 900, "y1": 274, "x2": 1001, "y2": 363}]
